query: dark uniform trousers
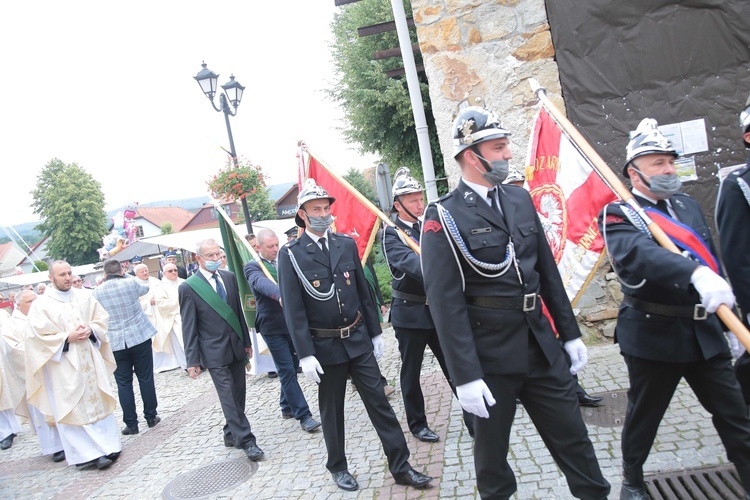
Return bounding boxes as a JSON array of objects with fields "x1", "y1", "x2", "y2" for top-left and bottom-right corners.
[
  {"x1": 278, "y1": 231, "x2": 413, "y2": 478},
  {"x1": 319, "y1": 346, "x2": 410, "y2": 475},
  {"x1": 421, "y1": 181, "x2": 609, "y2": 499},
  {"x1": 622, "y1": 351, "x2": 750, "y2": 485},
  {"x1": 209, "y1": 357, "x2": 257, "y2": 448}
]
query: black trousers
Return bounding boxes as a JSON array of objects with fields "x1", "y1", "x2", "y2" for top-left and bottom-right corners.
[
  {"x1": 394, "y1": 326, "x2": 474, "y2": 435},
  {"x1": 474, "y1": 332, "x2": 610, "y2": 500},
  {"x1": 622, "y1": 352, "x2": 750, "y2": 489},
  {"x1": 208, "y1": 357, "x2": 257, "y2": 448},
  {"x1": 318, "y1": 350, "x2": 410, "y2": 476},
  {"x1": 113, "y1": 338, "x2": 158, "y2": 428}
]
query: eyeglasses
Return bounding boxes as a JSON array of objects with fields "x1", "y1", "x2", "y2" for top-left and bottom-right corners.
[
  {"x1": 165, "y1": 269, "x2": 178, "y2": 273},
  {"x1": 72, "y1": 280, "x2": 82, "y2": 283}
]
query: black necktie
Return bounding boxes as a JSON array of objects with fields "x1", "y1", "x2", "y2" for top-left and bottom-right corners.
[
  {"x1": 656, "y1": 200, "x2": 670, "y2": 216},
  {"x1": 412, "y1": 222, "x2": 420, "y2": 234},
  {"x1": 488, "y1": 188, "x2": 501, "y2": 213},
  {"x1": 320, "y1": 238, "x2": 330, "y2": 258},
  {"x1": 212, "y1": 273, "x2": 227, "y2": 302}
]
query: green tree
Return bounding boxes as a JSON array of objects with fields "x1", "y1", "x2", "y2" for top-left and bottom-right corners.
[
  {"x1": 33, "y1": 261, "x2": 49, "y2": 272},
  {"x1": 160, "y1": 222, "x2": 174, "y2": 235},
  {"x1": 343, "y1": 168, "x2": 378, "y2": 205},
  {"x1": 31, "y1": 158, "x2": 107, "y2": 265},
  {"x1": 329, "y1": 0, "x2": 446, "y2": 193}
]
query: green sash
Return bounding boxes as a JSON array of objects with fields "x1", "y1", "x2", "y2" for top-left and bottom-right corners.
[
  {"x1": 185, "y1": 274, "x2": 244, "y2": 344},
  {"x1": 261, "y1": 260, "x2": 278, "y2": 282}
]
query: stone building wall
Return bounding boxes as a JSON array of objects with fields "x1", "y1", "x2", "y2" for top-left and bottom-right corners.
[{"x1": 411, "y1": 0, "x2": 619, "y2": 343}]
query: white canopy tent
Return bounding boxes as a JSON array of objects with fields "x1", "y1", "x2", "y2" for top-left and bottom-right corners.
[
  {"x1": 140, "y1": 220, "x2": 293, "y2": 252},
  {"x1": 0, "y1": 263, "x2": 101, "y2": 291}
]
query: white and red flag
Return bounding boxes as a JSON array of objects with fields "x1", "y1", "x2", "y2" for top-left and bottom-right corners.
[
  {"x1": 298, "y1": 148, "x2": 380, "y2": 262},
  {"x1": 525, "y1": 108, "x2": 617, "y2": 305}
]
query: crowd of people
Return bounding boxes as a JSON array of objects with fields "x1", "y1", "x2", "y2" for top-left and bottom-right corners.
[{"x1": 2, "y1": 98, "x2": 750, "y2": 498}]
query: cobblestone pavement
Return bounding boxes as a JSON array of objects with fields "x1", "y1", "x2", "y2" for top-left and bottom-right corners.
[{"x1": 0, "y1": 330, "x2": 735, "y2": 499}]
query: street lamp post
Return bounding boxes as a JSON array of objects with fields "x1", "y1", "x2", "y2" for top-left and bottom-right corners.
[{"x1": 193, "y1": 61, "x2": 253, "y2": 234}]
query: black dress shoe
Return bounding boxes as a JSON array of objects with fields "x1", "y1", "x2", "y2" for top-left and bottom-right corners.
[
  {"x1": 281, "y1": 411, "x2": 294, "y2": 420},
  {"x1": 52, "y1": 450, "x2": 66, "y2": 462},
  {"x1": 76, "y1": 456, "x2": 113, "y2": 471},
  {"x1": 0, "y1": 433, "x2": 15, "y2": 450},
  {"x1": 393, "y1": 468, "x2": 433, "y2": 488},
  {"x1": 243, "y1": 443, "x2": 264, "y2": 461},
  {"x1": 268, "y1": 371, "x2": 278, "y2": 378},
  {"x1": 121, "y1": 425, "x2": 139, "y2": 435},
  {"x1": 620, "y1": 481, "x2": 650, "y2": 499},
  {"x1": 331, "y1": 470, "x2": 358, "y2": 491},
  {"x1": 579, "y1": 394, "x2": 604, "y2": 407},
  {"x1": 413, "y1": 427, "x2": 440, "y2": 443},
  {"x1": 224, "y1": 435, "x2": 235, "y2": 448},
  {"x1": 146, "y1": 416, "x2": 161, "y2": 428},
  {"x1": 300, "y1": 417, "x2": 322, "y2": 433},
  {"x1": 106, "y1": 452, "x2": 120, "y2": 462}
]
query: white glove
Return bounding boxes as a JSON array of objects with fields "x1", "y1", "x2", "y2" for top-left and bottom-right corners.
[
  {"x1": 728, "y1": 332, "x2": 744, "y2": 360},
  {"x1": 564, "y1": 338, "x2": 589, "y2": 375},
  {"x1": 299, "y1": 355, "x2": 324, "y2": 384},
  {"x1": 691, "y1": 266, "x2": 735, "y2": 313},
  {"x1": 372, "y1": 334, "x2": 384, "y2": 360},
  {"x1": 456, "y1": 379, "x2": 496, "y2": 419}
]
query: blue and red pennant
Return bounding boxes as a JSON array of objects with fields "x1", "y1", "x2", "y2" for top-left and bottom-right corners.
[{"x1": 644, "y1": 207, "x2": 720, "y2": 274}]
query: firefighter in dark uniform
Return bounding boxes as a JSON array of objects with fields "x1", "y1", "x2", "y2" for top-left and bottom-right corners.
[
  {"x1": 383, "y1": 167, "x2": 473, "y2": 441},
  {"x1": 277, "y1": 179, "x2": 432, "y2": 492},
  {"x1": 599, "y1": 118, "x2": 750, "y2": 499},
  {"x1": 421, "y1": 106, "x2": 609, "y2": 499},
  {"x1": 717, "y1": 96, "x2": 750, "y2": 408}
]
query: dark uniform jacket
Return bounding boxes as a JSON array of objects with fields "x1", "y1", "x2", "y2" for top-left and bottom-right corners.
[
  {"x1": 717, "y1": 160, "x2": 750, "y2": 323},
  {"x1": 598, "y1": 192, "x2": 727, "y2": 363},
  {"x1": 178, "y1": 269, "x2": 251, "y2": 369},
  {"x1": 421, "y1": 180, "x2": 581, "y2": 386},
  {"x1": 383, "y1": 219, "x2": 433, "y2": 330},
  {"x1": 244, "y1": 260, "x2": 288, "y2": 336},
  {"x1": 277, "y1": 231, "x2": 382, "y2": 366}
]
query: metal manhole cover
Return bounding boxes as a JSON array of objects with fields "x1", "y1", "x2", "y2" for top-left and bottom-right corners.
[
  {"x1": 645, "y1": 464, "x2": 743, "y2": 499},
  {"x1": 162, "y1": 459, "x2": 258, "y2": 499},
  {"x1": 579, "y1": 390, "x2": 628, "y2": 427}
]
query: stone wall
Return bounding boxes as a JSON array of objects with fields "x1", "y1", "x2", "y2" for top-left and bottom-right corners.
[
  {"x1": 411, "y1": 0, "x2": 565, "y2": 186},
  {"x1": 411, "y1": 0, "x2": 619, "y2": 343}
]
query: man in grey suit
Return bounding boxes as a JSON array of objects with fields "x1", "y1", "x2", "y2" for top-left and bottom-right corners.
[
  {"x1": 178, "y1": 239, "x2": 264, "y2": 461},
  {"x1": 94, "y1": 259, "x2": 160, "y2": 436}
]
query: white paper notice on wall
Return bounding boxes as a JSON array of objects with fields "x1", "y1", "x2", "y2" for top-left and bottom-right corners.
[{"x1": 656, "y1": 118, "x2": 708, "y2": 155}]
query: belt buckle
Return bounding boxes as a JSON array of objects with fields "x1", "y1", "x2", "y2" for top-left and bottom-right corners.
[
  {"x1": 523, "y1": 293, "x2": 537, "y2": 312},
  {"x1": 340, "y1": 326, "x2": 351, "y2": 339},
  {"x1": 694, "y1": 304, "x2": 707, "y2": 320}
]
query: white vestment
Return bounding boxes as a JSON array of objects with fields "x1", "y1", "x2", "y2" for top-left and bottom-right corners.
[
  {"x1": 153, "y1": 277, "x2": 187, "y2": 372},
  {"x1": 2, "y1": 308, "x2": 63, "y2": 455},
  {"x1": 26, "y1": 286, "x2": 121, "y2": 465}
]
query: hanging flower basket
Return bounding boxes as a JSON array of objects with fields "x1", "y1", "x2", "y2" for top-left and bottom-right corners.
[{"x1": 207, "y1": 159, "x2": 265, "y2": 201}]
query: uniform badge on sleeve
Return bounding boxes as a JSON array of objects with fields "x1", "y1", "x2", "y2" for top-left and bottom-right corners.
[
  {"x1": 605, "y1": 215, "x2": 624, "y2": 224},
  {"x1": 423, "y1": 220, "x2": 442, "y2": 233}
]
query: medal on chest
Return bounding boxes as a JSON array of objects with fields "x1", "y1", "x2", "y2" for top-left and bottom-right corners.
[
  {"x1": 344, "y1": 271, "x2": 351, "y2": 285},
  {"x1": 312, "y1": 280, "x2": 320, "y2": 288}
]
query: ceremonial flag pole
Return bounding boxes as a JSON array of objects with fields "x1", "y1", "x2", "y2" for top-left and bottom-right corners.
[
  {"x1": 529, "y1": 78, "x2": 750, "y2": 349},
  {"x1": 214, "y1": 203, "x2": 275, "y2": 284},
  {"x1": 298, "y1": 144, "x2": 422, "y2": 257}
]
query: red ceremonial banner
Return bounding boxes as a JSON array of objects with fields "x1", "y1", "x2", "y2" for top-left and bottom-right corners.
[
  {"x1": 526, "y1": 108, "x2": 617, "y2": 306},
  {"x1": 305, "y1": 154, "x2": 379, "y2": 262}
]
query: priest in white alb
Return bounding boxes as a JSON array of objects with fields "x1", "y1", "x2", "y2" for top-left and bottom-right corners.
[
  {"x1": 26, "y1": 260, "x2": 121, "y2": 470},
  {"x1": 155, "y1": 262, "x2": 187, "y2": 372}
]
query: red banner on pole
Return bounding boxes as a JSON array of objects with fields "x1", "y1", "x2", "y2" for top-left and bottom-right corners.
[
  {"x1": 526, "y1": 108, "x2": 617, "y2": 306},
  {"x1": 305, "y1": 154, "x2": 379, "y2": 262}
]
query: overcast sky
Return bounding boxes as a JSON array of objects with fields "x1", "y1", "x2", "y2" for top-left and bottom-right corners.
[{"x1": 0, "y1": 1, "x2": 378, "y2": 226}]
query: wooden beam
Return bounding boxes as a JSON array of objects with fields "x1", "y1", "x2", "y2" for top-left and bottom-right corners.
[
  {"x1": 357, "y1": 18, "x2": 415, "y2": 37},
  {"x1": 386, "y1": 64, "x2": 425, "y2": 78},
  {"x1": 373, "y1": 43, "x2": 421, "y2": 60}
]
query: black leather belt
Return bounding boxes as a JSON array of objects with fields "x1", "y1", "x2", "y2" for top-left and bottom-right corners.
[
  {"x1": 391, "y1": 290, "x2": 428, "y2": 305},
  {"x1": 466, "y1": 293, "x2": 538, "y2": 312},
  {"x1": 622, "y1": 295, "x2": 707, "y2": 320},
  {"x1": 310, "y1": 312, "x2": 362, "y2": 339}
]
